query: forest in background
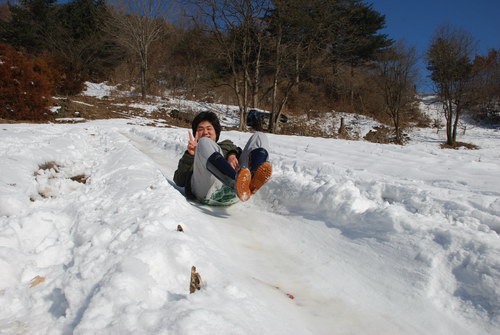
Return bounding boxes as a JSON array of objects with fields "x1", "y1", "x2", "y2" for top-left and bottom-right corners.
[{"x1": 0, "y1": 0, "x2": 498, "y2": 145}]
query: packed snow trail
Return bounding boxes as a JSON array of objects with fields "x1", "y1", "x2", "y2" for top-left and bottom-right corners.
[
  {"x1": 0, "y1": 120, "x2": 499, "y2": 334},
  {"x1": 121, "y1": 128, "x2": 466, "y2": 334}
]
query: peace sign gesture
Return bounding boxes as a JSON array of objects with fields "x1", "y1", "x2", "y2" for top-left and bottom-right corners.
[{"x1": 187, "y1": 131, "x2": 199, "y2": 155}]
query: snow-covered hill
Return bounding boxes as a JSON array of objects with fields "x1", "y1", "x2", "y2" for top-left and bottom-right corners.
[{"x1": 0, "y1": 85, "x2": 499, "y2": 334}]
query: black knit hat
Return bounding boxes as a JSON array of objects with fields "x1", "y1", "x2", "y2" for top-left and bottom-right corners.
[{"x1": 191, "y1": 111, "x2": 222, "y2": 142}]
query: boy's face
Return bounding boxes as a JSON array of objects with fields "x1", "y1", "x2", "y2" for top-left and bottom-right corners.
[{"x1": 196, "y1": 120, "x2": 217, "y2": 142}]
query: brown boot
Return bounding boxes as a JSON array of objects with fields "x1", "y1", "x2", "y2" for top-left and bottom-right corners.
[
  {"x1": 250, "y1": 162, "x2": 272, "y2": 194},
  {"x1": 235, "y1": 168, "x2": 252, "y2": 201}
]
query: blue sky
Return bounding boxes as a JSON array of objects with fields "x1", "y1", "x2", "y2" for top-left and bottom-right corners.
[{"x1": 369, "y1": 0, "x2": 500, "y2": 91}]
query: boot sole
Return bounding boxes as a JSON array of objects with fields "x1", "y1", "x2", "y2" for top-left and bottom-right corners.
[
  {"x1": 250, "y1": 162, "x2": 272, "y2": 194},
  {"x1": 235, "y1": 168, "x2": 252, "y2": 201}
]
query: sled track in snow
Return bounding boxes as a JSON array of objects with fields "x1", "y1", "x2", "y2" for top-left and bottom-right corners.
[
  {"x1": 121, "y1": 126, "x2": 500, "y2": 329},
  {"x1": 1, "y1": 123, "x2": 498, "y2": 334}
]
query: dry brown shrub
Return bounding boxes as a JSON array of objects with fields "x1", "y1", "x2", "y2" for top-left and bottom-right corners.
[
  {"x1": 52, "y1": 59, "x2": 87, "y2": 96},
  {"x1": 363, "y1": 126, "x2": 393, "y2": 144},
  {"x1": 440, "y1": 141, "x2": 479, "y2": 150},
  {"x1": 32, "y1": 54, "x2": 63, "y2": 91},
  {"x1": 0, "y1": 43, "x2": 53, "y2": 121},
  {"x1": 37, "y1": 161, "x2": 61, "y2": 173},
  {"x1": 331, "y1": 99, "x2": 357, "y2": 114},
  {"x1": 288, "y1": 82, "x2": 331, "y2": 115}
]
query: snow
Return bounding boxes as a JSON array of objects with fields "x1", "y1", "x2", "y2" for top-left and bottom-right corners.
[
  {"x1": 0, "y1": 86, "x2": 499, "y2": 335},
  {"x1": 81, "y1": 82, "x2": 115, "y2": 99},
  {"x1": 129, "y1": 103, "x2": 161, "y2": 114},
  {"x1": 73, "y1": 101, "x2": 94, "y2": 107}
]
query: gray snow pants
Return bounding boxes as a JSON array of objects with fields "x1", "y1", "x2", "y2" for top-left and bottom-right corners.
[{"x1": 191, "y1": 132, "x2": 270, "y2": 201}]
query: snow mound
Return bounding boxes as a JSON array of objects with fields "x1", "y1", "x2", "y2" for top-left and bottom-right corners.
[{"x1": 82, "y1": 82, "x2": 116, "y2": 99}]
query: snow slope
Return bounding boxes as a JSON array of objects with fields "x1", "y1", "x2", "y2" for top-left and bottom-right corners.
[{"x1": 0, "y1": 100, "x2": 500, "y2": 334}]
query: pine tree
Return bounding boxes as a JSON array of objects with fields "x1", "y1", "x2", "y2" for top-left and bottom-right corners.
[{"x1": 2, "y1": 0, "x2": 58, "y2": 54}]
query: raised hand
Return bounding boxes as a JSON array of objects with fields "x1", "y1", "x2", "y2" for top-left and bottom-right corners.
[{"x1": 187, "y1": 131, "x2": 199, "y2": 155}]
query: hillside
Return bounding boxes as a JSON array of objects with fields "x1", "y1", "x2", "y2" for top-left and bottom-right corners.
[{"x1": 0, "y1": 83, "x2": 499, "y2": 334}]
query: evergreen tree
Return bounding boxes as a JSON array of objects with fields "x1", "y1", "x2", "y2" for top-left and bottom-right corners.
[
  {"x1": 1, "y1": 0, "x2": 122, "y2": 85},
  {"x1": 268, "y1": 0, "x2": 391, "y2": 68},
  {"x1": 264, "y1": 0, "x2": 391, "y2": 123},
  {"x1": 53, "y1": 0, "x2": 122, "y2": 81},
  {"x1": 2, "y1": 0, "x2": 58, "y2": 53},
  {"x1": 332, "y1": 1, "x2": 392, "y2": 66}
]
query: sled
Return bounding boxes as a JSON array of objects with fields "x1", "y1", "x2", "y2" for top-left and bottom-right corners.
[
  {"x1": 195, "y1": 182, "x2": 240, "y2": 206},
  {"x1": 200, "y1": 185, "x2": 239, "y2": 206}
]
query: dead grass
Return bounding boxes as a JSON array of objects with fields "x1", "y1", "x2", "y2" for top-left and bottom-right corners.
[
  {"x1": 36, "y1": 161, "x2": 61, "y2": 174},
  {"x1": 190, "y1": 266, "x2": 203, "y2": 294},
  {"x1": 440, "y1": 141, "x2": 480, "y2": 150},
  {"x1": 364, "y1": 126, "x2": 393, "y2": 144},
  {"x1": 29, "y1": 275, "x2": 46, "y2": 288},
  {"x1": 70, "y1": 174, "x2": 88, "y2": 184},
  {"x1": 53, "y1": 96, "x2": 132, "y2": 120},
  {"x1": 34, "y1": 161, "x2": 89, "y2": 198}
]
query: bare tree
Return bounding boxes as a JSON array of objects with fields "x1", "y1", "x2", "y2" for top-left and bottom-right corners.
[
  {"x1": 165, "y1": 25, "x2": 211, "y2": 96},
  {"x1": 427, "y1": 25, "x2": 477, "y2": 146},
  {"x1": 375, "y1": 40, "x2": 418, "y2": 144},
  {"x1": 266, "y1": 0, "x2": 316, "y2": 134},
  {"x1": 470, "y1": 49, "x2": 500, "y2": 123},
  {"x1": 186, "y1": 0, "x2": 271, "y2": 130},
  {"x1": 267, "y1": 17, "x2": 300, "y2": 134},
  {"x1": 108, "y1": 0, "x2": 171, "y2": 99}
]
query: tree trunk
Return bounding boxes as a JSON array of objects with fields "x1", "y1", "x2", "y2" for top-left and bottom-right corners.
[
  {"x1": 294, "y1": 48, "x2": 300, "y2": 85},
  {"x1": 233, "y1": 73, "x2": 245, "y2": 130},
  {"x1": 251, "y1": 41, "x2": 262, "y2": 108},
  {"x1": 270, "y1": 26, "x2": 282, "y2": 133},
  {"x1": 140, "y1": 56, "x2": 147, "y2": 99},
  {"x1": 243, "y1": 69, "x2": 249, "y2": 130},
  {"x1": 338, "y1": 117, "x2": 345, "y2": 135},
  {"x1": 270, "y1": 72, "x2": 279, "y2": 132},
  {"x1": 445, "y1": 103, "x2": 453, "y2": 146},
  {"x1": 271, "y1": 81, "x2": 293, "y2": 133},
  {"x1": 394, "y1": 107, "x2": 401, "y2": 144},
  {"x1": 452, "y1": 103, "x2": 461, "y2": 144}
]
